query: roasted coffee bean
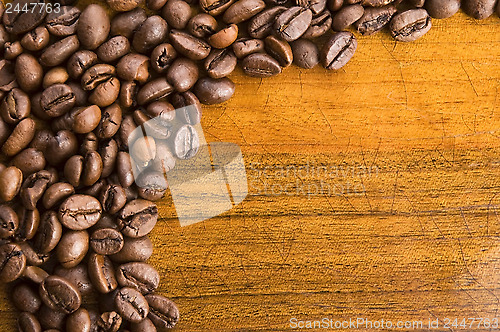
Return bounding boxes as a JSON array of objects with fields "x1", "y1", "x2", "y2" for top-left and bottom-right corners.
[
  {"x1": 22, "y1": 266, "x2": 49, "y2": 284},
  {"x1": 98, "y1": 311, "x2": 123, "y2": 332},
  {"x1": 172, "y1": 124, "x2": 200, "y2": 159},
  {"x1": 107, "y1": 0, "x2": 144, "y2": 11},
  {"x1": 18, "y1": 242, "x2": 50, "y2": 266},
  {"x1": 296, "y1": 0, "x2": 327, "y2": 14},
  {"x1": 232, "y1": 38, "x2": 265, "y2": 58},
  {"x1": 117, "y1": 54, "x2": 150, "y2": 84},
  {"x1": 17, "y1": 312, "x2": 42, "y2": 332},
  {"x1": 150, "y1": 43, "x2": 177, "y2": 74},
  {"x1": 133, "y1": 15, "x2": 168, "y2": 54},
  {"x1": 150, "y1": 141, "x2": 176, "y2": 174},
  {"x1": 302, "y1": 10, "x2": 332, "y2": 38},
  {"x1": 390, "y1": 9, "x2": 431, "y2": 42},
  {"x1": 136, "y1": 171, "x2": 168, "y2": 201},
  {"x1": 80, "y1": 132, "x2": 99, "y2": 155},
  {"x1": 20, "y1": 26, "x2": 50, "y2": 52},
  {"x1": 37, "y1": 305, "x2": 66, "y2": 330},
  {"x1": 0, "y1": 204, "x2": 18, "y2": 238},
  {"x1": 0, "y1": 25, "x2": 7, "y2": 50},
  {"x1": 110, "y1": 8, "x2": 147, "y2": 39},
  {"x1": 110, "y1": 235, "x2": 153, "y2": 263},
  {"x1": 120, "y1": 81, "x2": 139, "y2": 109},
  {"x1": 3, "y1": 0, "x2": 47, "y2": 34},
  {"x1": 96, "y1": 104, "x2": 122, "y2": 139},
  {"x1": 59, "y1": 194, "x2": 102, "y2": 230},
  {"x1": 56, "y1": 230, "x2": 89, "y2": 268},
  {"x1": 0, "y1": 243, "x2": 26, "y2": 282},
  {"x1": 204, "y1": 48, "x2": 238, "y2": 79},
  {"x1": 137, "y1": 78, "x2": 174, "y2": 105},
  {"x1": 362, "y1": 0, "x2": 395, "y2": 6},
  {"x1": 39, "y1": 275, "x2": 82, "y2": 314},
  {"x1": 148, "y1": 0, "x2": 168, "y2": 10},
  {"x1": 88, "y1": 252, "x2": 118, "y2": 294},
  {"x1": 354, "y1": 5, "x2": 397, "y2": 35},
  {"x1": 42, "y1": 182, "x2": 75, "y2": 209},
  {"x1": 162, "y1": 0, "x2": 193, "y2": 29},
  {"x1": 67, "y1": 51, "x2": 98, "y2": 80},
  {"x1": 193, "y1": 77, "x2": 235, "y2": 104},
  {"x1": 425, "y1": 0, "x2": 460, "y2": 18},
  {"x1": 64, "y1": 156, "x2": 84, "y2": 187},
  {"x1": 54, "y1": 264, "x2": 94, "y2": 296},
  {"x1": 34, "y1": 211, "x2": 62, "y2": 254},
  {"x1": 242, "y1": 53, "x2": 282, "y2": 77},
  {"x1": 43, "y1": 67, "x2": 70, "y2": 88},
  {"x1": 15, "y1": 207, "x2": 40, "y2": 240},
  {"x1": 100, "y1": 139, "x2": 119, "y2": 178},
  {"x1": 321, "y1": 31, "x2": 357, "y2": 70},
  {"x1": 134, "y1": 109, "x2": 173, "y2": 140},
  {"x1": 0, "y1": 60, "x2": 17, "y2": 93},
  {"x1": 187, "y1": 13, "x2": 218, "y2": 38},
  {"x1": 29, "y1": 130, "x2": 53, "y2": 154},
  {"x1": 12, "y1": 283, "x2": 42, "y2": 313},
  {"x1": 117, "y1": 199, "x2": 158, "y2": 238},
  {"x1": 265, "y1": 35, "x2": 293, "y2": 67},
  {"x1": 131, "y1": 136, "x2": 157, "y2": 166},
  {"x1": 248, "y1": 6, "x2": 287, "y2": 38},
  {"x1": 46, "y1": 130, "x2": 79, "y2": 166},
  {"x1": 169, "y1": 30, "x2": 211, "y2": 60},
  {"x1": 118, "y1": 115, "x2": 138, "y2": 150},
  {"x1": 82, "y1": 64, "x2": 116, "y2": 91},
  {"x1": 97, "y1": 36, "x2": 131, "y2": 63},
  {"x1": 66, "y1": 308, "x2": 91, "y2": 332},
  {"x1": 40, "y1": 35, "x2": 80, "y2": 67},
  {"x1": 332, "y1": 4, "x2": 364, "y2": 31},
  {"x1": 145, "y1": 294, "x2": 179, "y2": 329},
  {"x1": 291, "y1": 39, "x2": 319, "y2": 69},
  {"x1": 45, "y1": 6, "x2": 81, "y2": 37},
  {"x1": 4, "y1": 41, "x2": 23, "y2": 60},
  {"x1": 131, "y1": 318, "x2": 157, "y2": 332},
  {"x1": 115, "y1": 287, "x2": 149, "y2": 323},
  {"x1": 63, "y1": 105, "x2": 102, "y2": 134},
  {"x1": 463, "y1": 0, "x2": 496, "y2": 19},
  {"x1": 171, "y1": 92, "x2": 202, "y2": 125},
  {"x1": 77, "y1": 4, "x2": 110, "y2": 50},
  {"x1": 20, "y1": 170, "x2": 52, "y2": 210},
  {"x1": 88, "y1": 76, "x2": 120, "y2": 107},
  {"x1": 40, "y1": 84, "x2": 76, "y2": 118},
  {"x1": 200, "y1": 0, "x2": 235, "y2": 15},
  {"x1": 275, "y1": 7, "x2": 313, "y2": 42},
  {"x1": 146, "y1": 100, "x2": 176, "y2": 119},
  {"x1": 2, "y1": 118, "x2": 35, "y2": 157},
  {"x1": 223, "y1": 0, "x2": 266, "y2": 24},
  {"x1": 167, "y1": 58, "x2": 200, "y2": 92},
  {"x1": 90, "y1": 228, "x2": 124, "y2": 255},
  {"x1": 117, "y1": 262, "x2": 160, "y2": 294},
  {"x1": 208, "y1": 24, "x2": 239, "y2": 49},
  {"x1": 11, "y1": 148, "x2": 46, "y2": 177},
  {"x1": 0, "y1": 88, "x2": 30, "y2": 124}
]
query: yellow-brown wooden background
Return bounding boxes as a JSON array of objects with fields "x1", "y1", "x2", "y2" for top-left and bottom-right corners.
[{"x1": 1, "y1": 1, "x2": 500, "y2": 330}]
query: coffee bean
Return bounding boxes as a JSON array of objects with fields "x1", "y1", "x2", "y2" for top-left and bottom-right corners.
[
  {"x1": 97, "y1": 36, "x2": 131, "y2": 63},
  {"x1": 147, "y1": 0, "x2": 168, "y2": 10},
  {"x1": 200, "y1": 0, "x2": 235, "y2": 15},
  {"x1": 54, "y1": 264, "x2": 94, "y2": 296},
  {"x1": 145, "y1": 294, "x2": 179, "y2": 329},
  {"x1": 223, "y1": 0, "x2": 266, "y2": 24},
  {"x1": 248, "y1": 6, "x2": 287, "y2": 38},
  {"x1": 67, "y1": 50, "x2": 98, "y2": 80},
  {"x1": 39, "y1": 275, "x2": 82, "y2": 314},
  {"x1": 20, "y1": 170, "x2": 52, "y2": 210},
  {"x1": 107, "y1": 0, "x2": 144, "y2": 11},
  {"x1": 354, "y1": 5, "x2": 397, "y2": 35},
  {"x1": 1, "y1": 88, "x2": 30, "y2": 125},
  {"x1": 145, "y1": 100, "x2": 176, "y2": 119},
  {"x1": 136, "y1": 171, "x2": 168, "y2": 201},
  {"x1": 88, "y1": 252, "x2": 118, "y2": 294},
  {"x1": 116, "y1": 262, "x2": 160, "y2": 295},
  {"x1": 46, "y1": 130, "x2": 79, "y2": 165},
  {"x1": 59, "y1": 105, "x2": 102, "y2": 134},
  {"x1": 110, "y1": 8, "x2": 147, "y2": 39},
  {"x1": 133, "y1": 16, "x2": 169, "y2": 54},
  {"x1": 90, "y1": 228, "x2": 124, "y2": 255},
  {"x1": 117, "y1": 54, "x2": 151, "y2": 84},
  {"x1": 66, "y1": 308, "x2": 91, "y2": 332},
  {"x1": 110, "y1": 235, "x2": 153, "y2": 263},
  {"x1": 332, "y1": 4, "x2": 364, "y2": 31},
  {"x1": 18, "y1": 241, "x2": 50, "y2": 266},
  {"x1": 275, "y1": 7, "x2": 313, "y2": 42},
  {"x1": 390, "y1": 9, "x2": 431, "y2": 42},
  {"x1": 40, "y1": 84, "x2": 76, "y2": 117},
  {"x1": 37, "y1": 305, "x2": 66, "y2": 330},
  {"x1": 117, "y1": 151, "x2": 135, "y2": 188},
  {"x1": 265, "y1": 35, "x2": 294, "y2": 67},
  {"x1": 242, "y1": 53, "x2": 282, "y2": 77},
  {"x1": 232, "y1": 38, "x2": 265, "y2": 59},
  {"x1": 59, "y1": 194, "x2": 102, "y2": 230},
  {"x1": 98, "y1": 311, "x2": 123, "y2": 332},
  {"x1": 172, "y1": 124, "x2": 200, "y2": 160},
  {"x1": 12, "y1": 283, "x2": 42, "y2": 313},
  {"x1": 115, "y1": 287, "x2": 149, "y2": 323},
  {"x1": 208, "y1": 24, "x2": 239, "y2": 49},
  {"x1": 171, "y1": 92, "x2": 202, "y2": 125},
  {"x1": 0, "y1": 204, "x2": 18, "y2": 238},
  {"x1": 43, "y1": 67, "x2": 70, "y2": 88},
  {"x1": 302, "y1": 10, "x2": 332, "y2": 39},
  {"x1": 321, "y1": 31, "x2": 357, "y2": 70},
  {"x1": 118, "y1": 199, "x2": 158, "y2": 238},
  {"x1": 0, "y1": 243, "x2": 26, "y2": 282},
  {"x1": 167, "y1": 58, "x2": 200, "y2": 92},
  {"x1": 362, "y1": 0, "x2": 395, "y2": 6},
  {"x1": 82, "y1": 64, "x2": 116, "y2": 91},
  {"x1": 169, "y1": 30, "x2": 212, "y2": 60},
  {"x1": 2, "y1": 117, "x2": 35, "y2": 157},
  {"x1": 17, "y1": 312, "x2": 42, "y2": 332},
  {"x1": 15, "y1": 207, "x2": 40, "y2": 241},
  {"x1": 204, "y1": 48, "x2": 238, "y2": 79},
  {"x1": 100, "y1": 139, "x2": 119, "y2": 178},
  {"x1": 297, "y1": 0, "x2": 327, "y2": 14},
  {"x1": 0, "y1": 60, "x2": 17, "y2": 93},
  {"x1": 162, "y1": 0, "x2": 193, "y2": 29},
  {"x1": 425, "y1": 0, "x2": 460, "y2": 18},
  {"x1": 120, "y1": 81, "x2": 139, "y2": 109},
  {"x1": 137, "y1": 78, "x2": 174, "y2": 105},
  {"x1": 45, "y1": 6, "x2": 81, "y2": 37},
  {"x1": 77, "y1": 4, "x2": 110, "y2": 50},
  {"x1": 150, "y1": 43, "x2": 177, "y2": 74},
  {"x1": 463, "y1": 0, "x2": 496, "y2": 19},
  {"x1": 14, "y1": 54, "x2": 42, "y2": 92},
  {"x1": 96, "y1": 103, "x2": 122, "y2": 139},
  {"x1": 133, "y1": 109, "x2": 171, "y2": 140},
  {"x1": 187, "y1": 13, "x2": 218, "y2": 38},
  {"x1": 34, "y1": 211, "x2": 62, "y2": 254},
  {"x1": 56, "y1": 230, "x2": 89, "y2": 268},
  {"x1": 22, "y1": 266, "x2": 49, "y2": 284},
  {"x1": 130, "y1": 318, "x2": 157, "y2": 332},
  {"x1": 11, "y1": 148, "x2": 45, "y2": 177},
  {"x1": 291, "y1": 39, "x2": 320, "y2": 69},
  {"x1": 4, "y1": 40, "x2": 24, "y2": 60},
  {"x1": 40, "y1": 35, "x2": 80, "y2": 67},
  {"x1": 149, "y1": 141, "x2": 176, "y2": 174},
  {"x1": 42, "y1": 182, "x2": 75, "y2": 209},
  {"x1": 20, "y1": 26, "x2": 50, "y2": 52},
  {"x1": 3, "y1": 0, "x2": 47, "y2": 34},
  {"x1": 193, "y1": 77, "x2": 235, "y2": 104}
]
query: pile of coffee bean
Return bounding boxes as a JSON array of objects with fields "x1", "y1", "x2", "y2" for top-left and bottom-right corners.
[{"x1": 0, "y1": 0, "x2": 498, "y2": 330}]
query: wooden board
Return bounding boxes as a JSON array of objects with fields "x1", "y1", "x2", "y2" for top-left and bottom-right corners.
[{"x1": 1, "y1": 1, "x2": 500, "y2": 330}]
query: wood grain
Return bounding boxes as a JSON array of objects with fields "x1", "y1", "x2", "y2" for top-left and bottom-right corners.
[{"x1": 1, "y1": 1, "x2": 500, "y2": 330}]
